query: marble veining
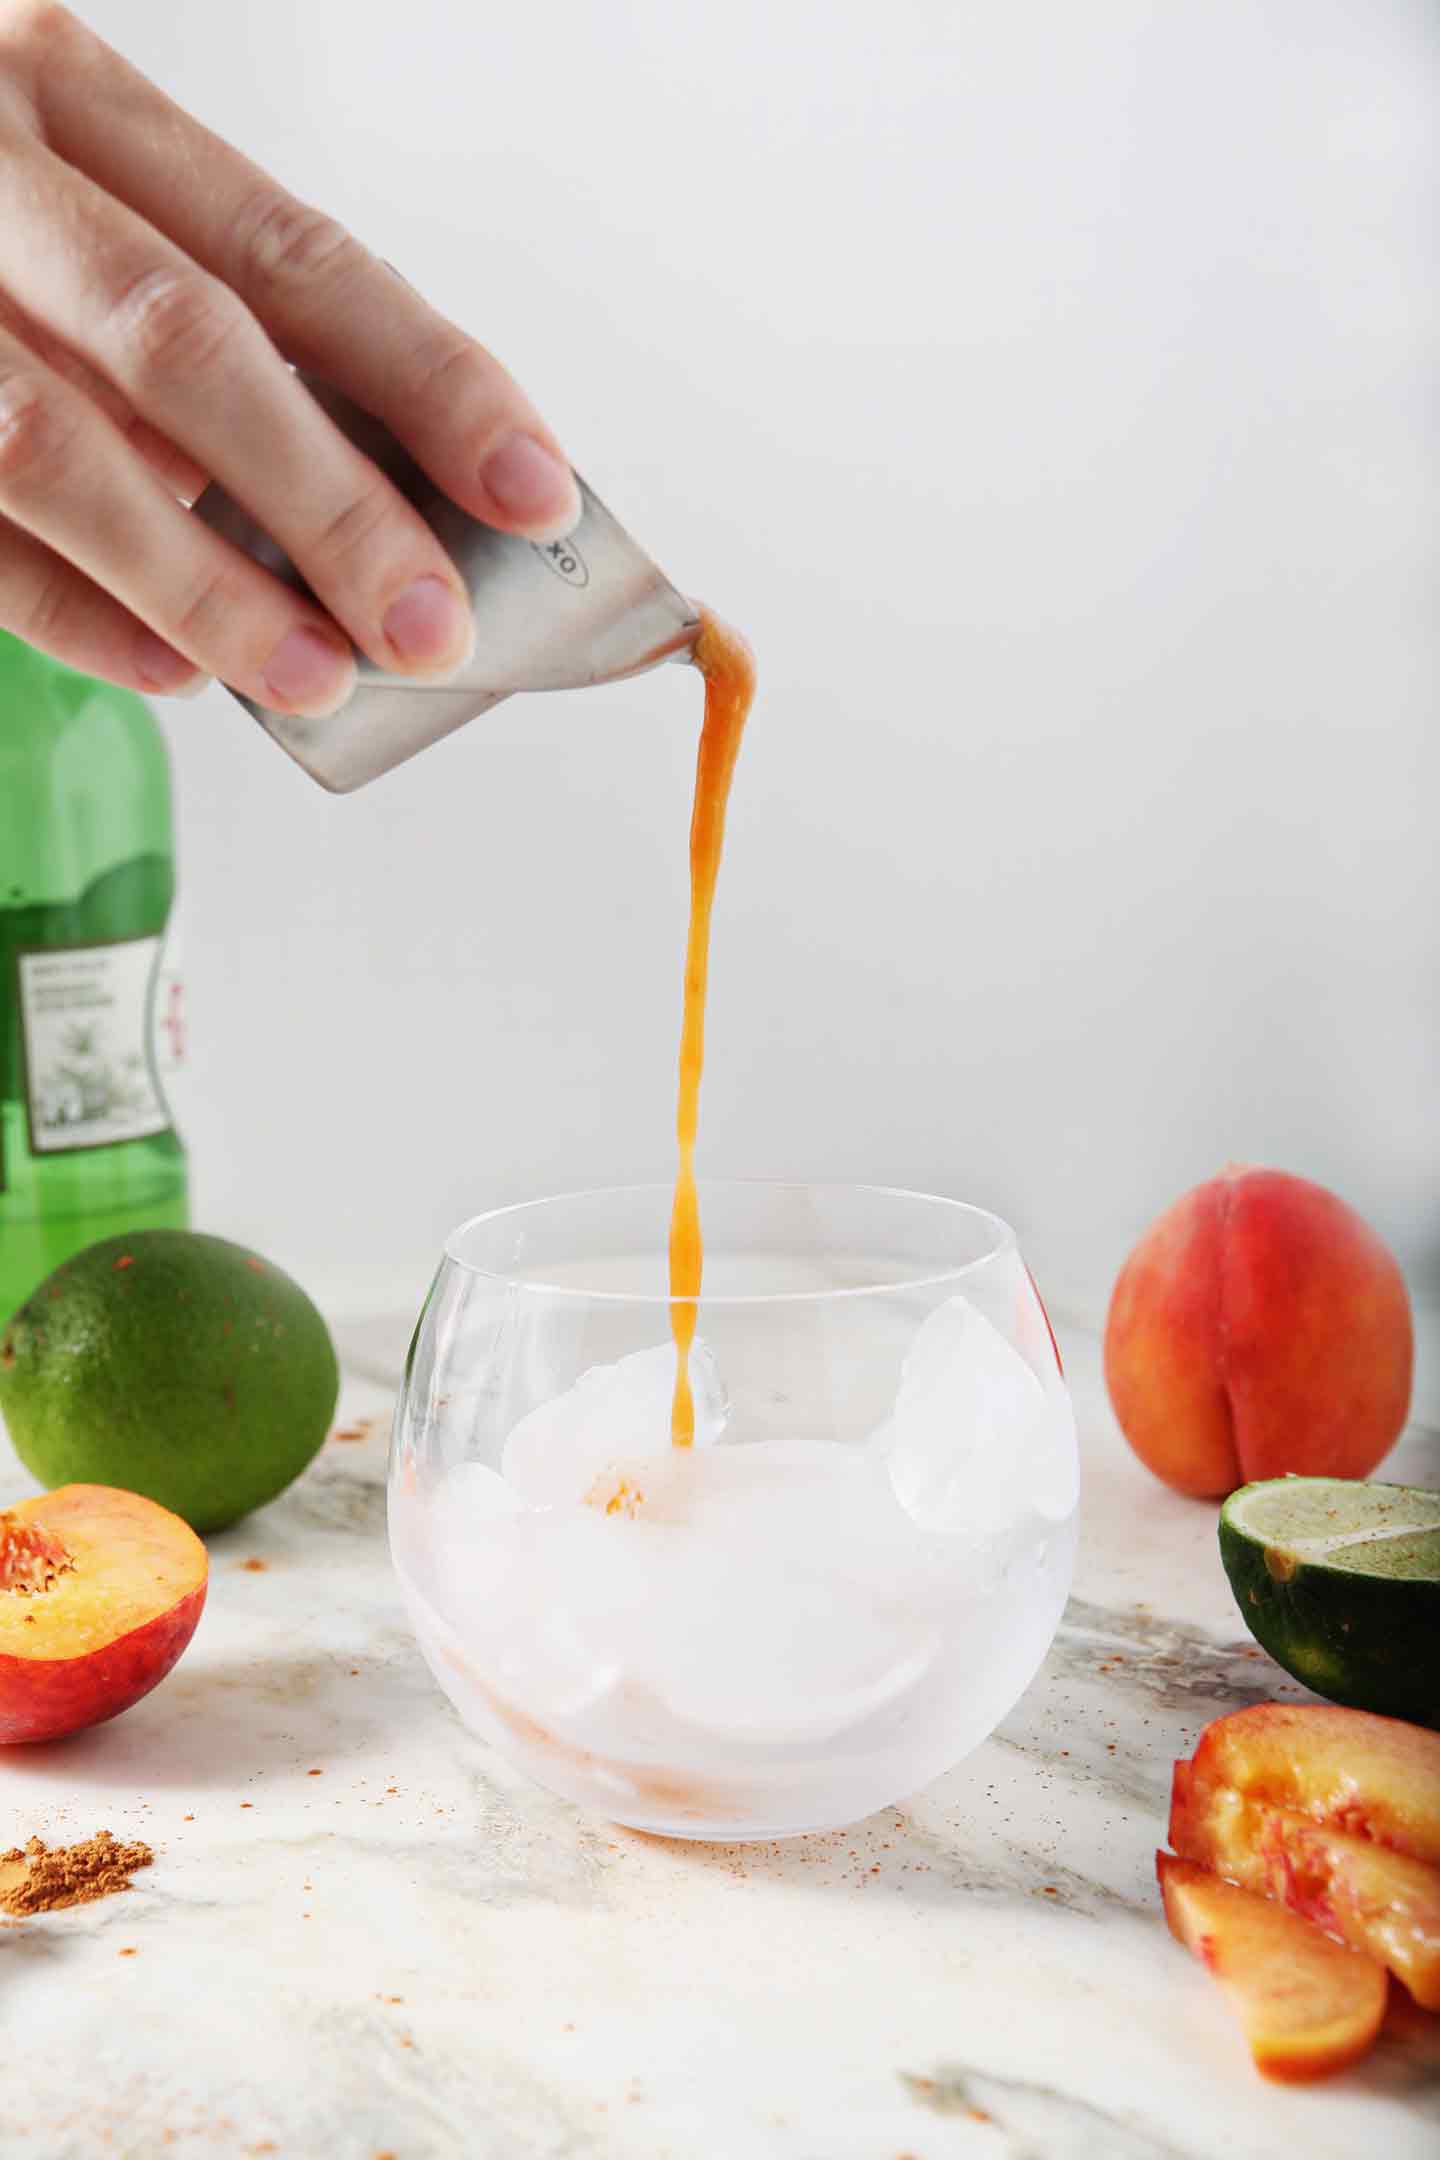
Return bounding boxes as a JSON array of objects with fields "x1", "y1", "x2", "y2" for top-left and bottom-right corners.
[{"x1": 0, "y1": 1327, "x2": 1435, "y2": 2159}]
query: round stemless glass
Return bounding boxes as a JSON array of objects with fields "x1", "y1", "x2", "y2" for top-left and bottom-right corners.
[{"x1": 388, "y1": 1182, "x2": 1077, "y2": 1841}]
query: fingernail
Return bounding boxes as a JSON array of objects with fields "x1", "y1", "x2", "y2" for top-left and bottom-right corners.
[
  {"x1": 165, "y1": 672, "x2": 213, "y2": 702},
  {"x1": 382, "y1": 574, "x2": 472, "y2": 670},
  {"x1": 480, "y1": 434, "x2": 582, "y2": 539},
  {"x1": 134, "y1": 629, "x2": 206, "y2": 697},
  {"x1": 262, "y1": 625, "x2": 355, "y2": 714}
]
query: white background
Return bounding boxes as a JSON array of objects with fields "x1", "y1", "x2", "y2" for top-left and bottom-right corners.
[{"x1": 90, "y1": 4, "x2": 1436, "y2": 1372}]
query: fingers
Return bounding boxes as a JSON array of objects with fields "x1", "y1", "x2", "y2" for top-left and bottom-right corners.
[
  {"x1": 0, "y1": 284, "x2": 206, "y2": 501},
  {"x1": 25, "y1": 8, "x2": 582, "y2": 539},
  {"x1": 0, "y1": 321, "x2": 357, "y2": 715},
  {"x1": 0, "y1": 516, "x2": 204, "y2": 696},
  {"x1": 0, "y1": 139, "x2": 481, "y2": 681}
]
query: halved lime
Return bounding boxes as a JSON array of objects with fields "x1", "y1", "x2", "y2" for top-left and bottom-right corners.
[{"x1": 1219, "y1": 1478, "x2": 1440, "y2": 1729}]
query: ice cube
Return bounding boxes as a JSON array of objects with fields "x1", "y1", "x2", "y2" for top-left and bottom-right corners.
[
  {"x1": 667, "y1": 1439, "x2": 944, "y2": 1597},
  {"x1": 485, "y1": 1518, "x2": 631, "y2": 1720},
  {"x1": 1027, "y1": 1393, "x2": 1079, "y2": 1523},
  {"x1": 417, "y1": 1488, "x2": 636, "y2": 1721},
  {"x1": 423, "y1": 1439, "x2": 948, "y2": 1747},
  {"x1": 624, "y1": 1440, "x2": 942, "y2": 1742},
  {"x1": 500, "y1": 1339, "x2": 727, "y2": 1507},
  {"x1": 884, "y1": 1295, "x2": 1078, "y2": 1535},
  {"x1": 439, "y1": 1461, "x2": 526, "y2": 1525},
  {"x1": 418, "y1": 1461, "x2": 527, "y2": 1620}
]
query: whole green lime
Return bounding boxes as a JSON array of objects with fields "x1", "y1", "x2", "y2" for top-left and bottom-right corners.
[{"x1": 0, "y1": 1231, "x2": 339, "y2": 1534}]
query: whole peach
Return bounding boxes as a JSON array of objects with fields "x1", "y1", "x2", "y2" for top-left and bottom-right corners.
[{"x1": 1103, "y1": 1168, "x2": 1413, "y2": 1497}]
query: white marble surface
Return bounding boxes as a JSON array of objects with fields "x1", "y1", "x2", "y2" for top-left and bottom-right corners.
[{"x1": 2, "y1": 1321, "x2": 1436, "y2": 2160}]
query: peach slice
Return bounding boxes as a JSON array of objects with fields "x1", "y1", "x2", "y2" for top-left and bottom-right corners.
[
  {"x1": 0, "y1": 1485, "x2": 207, "y2": 1743},
  {"x1": 1171, "y1": 1762, "x2": 1440, "y2": 2009},
  {"x1": 1157, "y1": 1852, "x2": 1388, "y2": 2081},
  {"x1": 1190, "y1": 1704, "x2": 1440, "y2": 1869}
]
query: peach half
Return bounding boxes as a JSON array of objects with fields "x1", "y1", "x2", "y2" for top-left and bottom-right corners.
[{"x1": 0, "y1": 1485, "x2": 207, "y2": 1744}]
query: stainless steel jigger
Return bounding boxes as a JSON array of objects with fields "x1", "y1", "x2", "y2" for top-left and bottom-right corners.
[{"x1": 194, "y1": 379, "x2": 699, "y2": 794}]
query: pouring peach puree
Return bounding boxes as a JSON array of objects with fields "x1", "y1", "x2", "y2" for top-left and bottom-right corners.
[{"x1": 668, "y1": 610, "x2": 755, "y2": 1444}]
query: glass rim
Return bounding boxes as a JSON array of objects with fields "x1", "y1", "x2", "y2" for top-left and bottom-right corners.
[{"x1": 440, "y1": 1179, "x2": 1018, "y2": 1307}]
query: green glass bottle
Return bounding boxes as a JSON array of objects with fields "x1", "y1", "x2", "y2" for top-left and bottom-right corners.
[{"x1": 0, "y1": 633, "x2": 187, "y2": 1321}]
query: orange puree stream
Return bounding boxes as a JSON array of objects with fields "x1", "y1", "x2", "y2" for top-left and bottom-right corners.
[{"x1": 668, "y1": 610, "x2": 756, "y2": 1444}]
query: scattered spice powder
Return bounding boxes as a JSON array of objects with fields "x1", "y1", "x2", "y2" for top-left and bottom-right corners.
[
  {"x1": 239, "y1": 1557, "x2": 268, "y2": 1573},
  {"x1": 0, "y1": 1832, "x2": 153, "y2": 1915}
]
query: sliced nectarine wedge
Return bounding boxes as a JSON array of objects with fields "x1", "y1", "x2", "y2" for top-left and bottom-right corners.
[
  {"x1": 1157, "y1": 1851, "x2": 1388, "y2": 2081},
  {"x1": 1190, "y1": 1704, "x2": 1440, "y2": 1868},
  {"x1": 1171, "y1": 1761, "x2": 1440, "y2": 2009},
  {"x1": 0, "y1": 1484, "x2": 206, "y2": 1743}
]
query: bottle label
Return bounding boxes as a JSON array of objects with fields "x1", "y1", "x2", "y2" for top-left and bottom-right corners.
[
  {"x1": 150, "y1": 915, "x2": 186, "y2": 1086},
  {"x1": 16, "y1": 934, "x2": 173, "y2": 1154}
]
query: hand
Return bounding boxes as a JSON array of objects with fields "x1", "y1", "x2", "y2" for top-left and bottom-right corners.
[{"x1": 0, "y1": 4, "x2": 581, "y2": 713}]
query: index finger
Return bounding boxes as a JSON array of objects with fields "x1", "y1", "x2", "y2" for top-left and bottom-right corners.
[{"x1": 26, "y1": 6, "x2": 582, "y2": 542}]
